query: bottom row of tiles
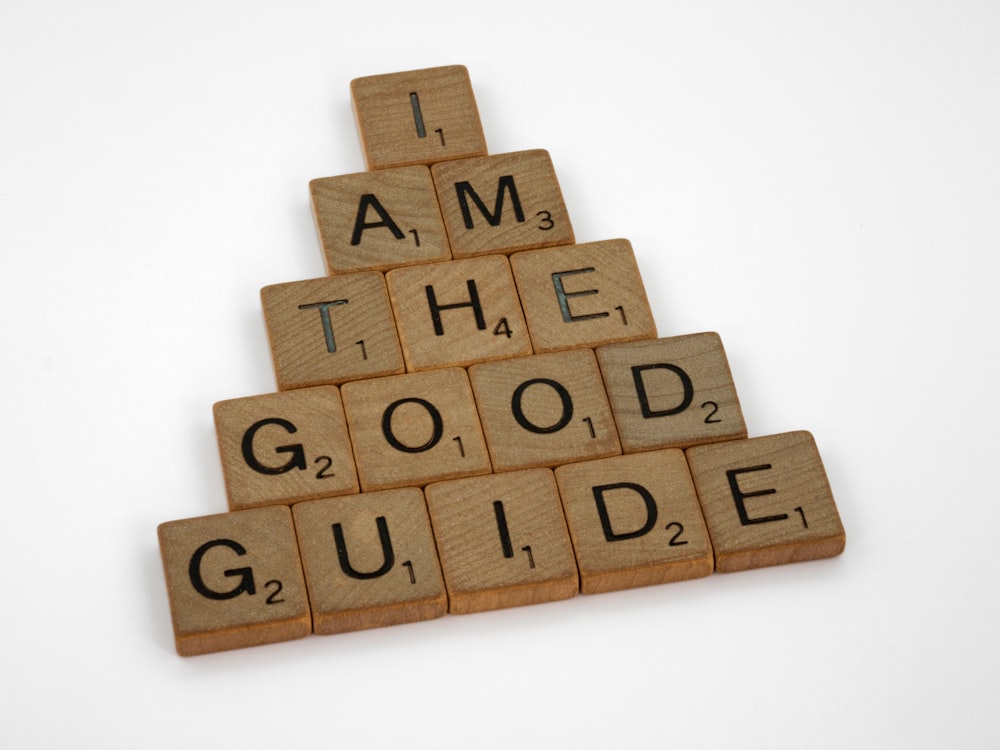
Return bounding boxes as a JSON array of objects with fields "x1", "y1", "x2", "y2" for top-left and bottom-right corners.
[{"x1": 158, "y1": 430, "x2": 846, "y2": 656}]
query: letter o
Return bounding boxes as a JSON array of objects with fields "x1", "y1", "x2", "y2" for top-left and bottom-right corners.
[{"x1": 511, "y1": 378, "x2": 573, "y2": 434}]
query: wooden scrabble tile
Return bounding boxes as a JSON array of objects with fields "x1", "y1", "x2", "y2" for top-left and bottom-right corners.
[
  {"x1": 213, "y1": 386, "x2": 359, "y2": 510},
  {"x1": 310, "y1": 166, "x2": 451, "y2": 274},
  {"x1": 386, "y1": 255, "x2": 532, "y2": 371},
  {"x1": 424, "y1": 469, "x2": 578, "y2": 614},
  {"x1": 261, "y1": 273, "x2": 404, "y2": 390},
  {"x1": 431, "y1": 149, "x2": 574, "y2": 258},
  {"x1": 686, "y1": 431, "x2": 846, "y2": 573},
  {"x1": 554, "y1": 450, "x2": 713, "y2": 595},
  {"x1": 340, "y1": 367, "x2": 491, "y2": 491},
  {"x1": 468, "y1": 349, "x2": 621, "y2": 472},
  {"x1": 595, "y1": 332, "x2": 748, "y2": 452},
  {"x1": 158, "y1": 505, "x2": 311, "y2": 656},
  {"x1": 509, "y1": 238, "x2": 657, "y2": 353},
  {"x1": 292, "y1": 488, "x2": 447, "y2": 635},
  {"x1": 351, "y1": 65, "x2": 487, "y2": 170}
]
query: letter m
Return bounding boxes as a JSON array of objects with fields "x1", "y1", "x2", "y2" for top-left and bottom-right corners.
[{"x1": 454, "y1": 175, "x2": 525, "y2": 229}]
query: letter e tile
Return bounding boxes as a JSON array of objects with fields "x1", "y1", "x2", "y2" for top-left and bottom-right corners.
[
  {"x1": 213, "y1": 386, "x2": 359, "y2": 510},
  {"x1": 510, "y1": 238, "x2": 656, "y2": 353},
  {"x1": 157, "y1": 506, "x2": 311, "y2": 656},
  {"x1": 424, "y1": 469, "x2": 578, "y2": 614},
  {"x1": 686, "y1": 431, "x2": 846, "y2": 572},
  {"x1": 555, "y1": 450, "x2": 713, "y2": 594},
  {"x1": 292, "y1": 488, "x2": 447, "y2": 634}
]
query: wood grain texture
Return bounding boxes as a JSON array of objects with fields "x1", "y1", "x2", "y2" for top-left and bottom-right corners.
[
  {"x1": 351, "y1": 65, "x2": 487, "y2": 170},
  {"x1": 340, "y1": 367, "x2": 491, "y2": 491},
  {"x1": 509, "y1": 238, "x2": 656, "y2": 353},
  {"x1": 686, "y1": 431, "x2": 846, "y2": 572},
  {"x1": 424, "y1": 468, "x2": 578, "y2": 614},
  {"x1": 596, "y1": 332, "x2": 747, "y2": 452},
  {"x1": 260, "y1": 273, "x2": 405, "y2": 390},
  {"x1": 310, "y1": 166, "x2": 451, "y2": 274},
  {"x1": 468, "y1": 349, "x2": 621, "y2": 472},
  {"x1": 212, "y1": 386, "x2": 359, "y2": 510},
  {"x1": 292, "y1": 488, "x2": 447, "y2": 635},
  {"x1": 386, "y1": 254, "x2": 532, "y2": 371},
  {"x1": 555, "y1": 449, "x2": 713, "y2": 594},
  {"x1": 157, "y1": 506, "x2": 311, "y2": 656},
  {"x1": 431, "y1": 149, "x2": 574, "y2": 258}
]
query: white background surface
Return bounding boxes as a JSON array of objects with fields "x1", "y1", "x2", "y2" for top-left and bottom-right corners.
[{"x1": 2, "y1": 2, "x2": 998, "y2": 747}]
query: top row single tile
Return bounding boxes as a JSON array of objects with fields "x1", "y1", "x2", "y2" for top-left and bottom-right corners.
[{"x1": 352, "y1": 65, "x2": 488, "y2": 170}]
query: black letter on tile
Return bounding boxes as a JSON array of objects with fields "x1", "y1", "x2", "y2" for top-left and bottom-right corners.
[
  {"x1": 425, "y1": 279, "x2": 487, "y2": 336},
  {"x1": 382, "y1": 397, "x2": 444, "y2": 453},
  {"x1": 511, "y1": 378, "x2": 573, "y2": 434},
  {"x1": 726, "y1": 465, "x2": 787, "y2": 525},
  {"x1": 188, "y1": 539, "x2": 256, "y2": 600},
  {"x1": 455, "y1": 175, "x2": 525, "y2": 228},
  {"x1": 332, "y1": 516, "x2": 395, "y2": 579},
  {"x1": 631, "y1": 363, "x2": 694, "y2": 418},
  {"x1": 241, "y1": 418, "x2": 307, "y2": 475},
  {"x1": 351, "y1": 193, "x2": 405, "y2": 245},
  {"x1": 592, "y1": 483, "x2": 658, "y2": 541}
]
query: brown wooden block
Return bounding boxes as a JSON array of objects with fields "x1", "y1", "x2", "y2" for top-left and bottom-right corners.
[
  {"x1": 310, "y1": 166, "x2": 451, "y2": 274},
  {"x1": 686, "y1": 431, "x2": 846, "y2": 573},
  {"x1": 595, "y1": 332, "x2": 748, "y2": 452},
  {"x1": 431, "y1": 149, "x2": 574, "y2": 258},
  {"x1": 386, "y1": 255, "x2": 532, "y2": 371},
  {"x1": 292, "y1": 488, "x2": 447, "y2": 635},
  {"x1": 509, "y1": 238, "x2": 657, "y2": 353},
  {"x1": 213, "y1": 386, "x2": 359, "y2": 510},
  {"x1": 157, "y1": 505, "x2": 311, "y2": 656},
  {"x1": 424, "y1": 469, "x2": 578, "y2": 614},
  {"x1": 351, "y1": 65, "x2": 487, "y2": 170},
  {"x1": 340, "y1": 367, "x2": 491, "y2": 491},
  {"x1": 468, "y1": 349, "x2": 621, "y2": 472},
  {"x1": 554, "y1": 450, "x2": 713, "y2": 595},
  {"x1": 260, "y1": 273, "x2": 404, "y2": 390}
]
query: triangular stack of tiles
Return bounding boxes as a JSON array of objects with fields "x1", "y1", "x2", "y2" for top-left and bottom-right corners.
[{"x1": 158, "y1": 65, "x2": 846, "y2": 657}]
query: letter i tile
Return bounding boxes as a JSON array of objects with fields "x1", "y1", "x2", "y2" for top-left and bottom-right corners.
[
  {"x1": 686, "y1": 431, "x2": 846, "y2": 572},
  {"x1": 424, "y1": 469, "x2": 579, "y2": 614},
  {"x1": 158, "y1": 506, "x2": 311, "y2": 656},
  {"x1": 555, "y1": 450, "x2": 713, "y2": 595},
  {"x1": 351, "y1": 65, "x2": 488, "y2": 170},
  {"x1": 292, "y1": 488, "x2": 447, "y2": 634}
]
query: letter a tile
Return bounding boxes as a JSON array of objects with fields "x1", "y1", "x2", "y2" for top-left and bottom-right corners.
[
  {"x1": 555, "y1": 450, "x2": 713, "y2": 594},
  {"x1": 431, "y1": 149, "x2": 574, "y2": 258},
  {"x1": 292, "y1": 488, "x2": 447, "y2": 635},
  {"x1": 424, "y1": 469, "x2": 579, "y2": 614},
  {"x1": 213, "y1": 386, "x2": 359, "y2": 510},
  {"x1": 510, "y1": 238, "x2": 657, "y2": 353},
  {"x1": 158, "y1": 506, "x2": 311, "y2": 656},
  {"x1": 686, "y1": 431, "x2": 846, "y2": 572},
  {"x1": 351, "y1": 65, "x2": 487, "y2": 170},
  {"x1": 596, "y1": 332, "x2": 747, "y2": 452},
  {"x1": 310, "y1": 166, "x2": 451, "y2": 274}
]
